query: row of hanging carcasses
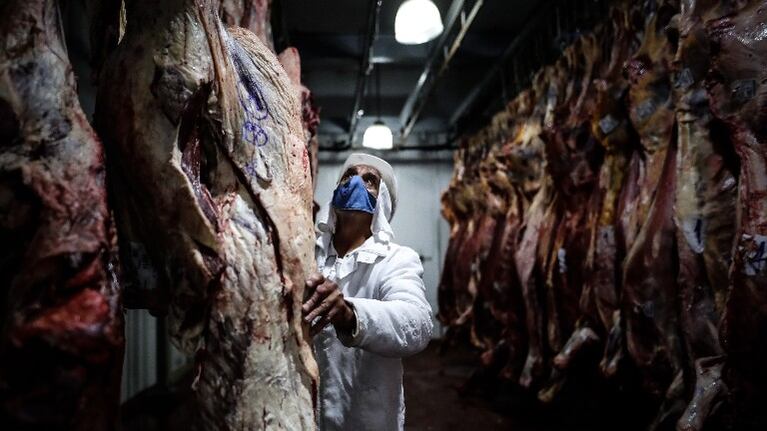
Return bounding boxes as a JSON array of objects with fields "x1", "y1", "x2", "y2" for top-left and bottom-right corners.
[{"x1": 438, "y1": 0, "x2": 767, "y2": 429}]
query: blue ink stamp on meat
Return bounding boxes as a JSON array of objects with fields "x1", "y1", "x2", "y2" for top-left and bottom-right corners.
[
  {"x1": 239, "y1": 85, "x2": 269, "y2": 147},
  {"x1": 744, "y1": 234, "x2": 767, "y2": 276},
  {"x1": 229, "y1": 39, "x2": 271, "y2": 148}
]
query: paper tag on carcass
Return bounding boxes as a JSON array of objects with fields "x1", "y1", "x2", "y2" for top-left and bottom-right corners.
[
  {"x1": 547, "y1": 85, "x2": 558, "y2": 103},
  {"x1": 634, "y1": 99, "x2": 657, "y2": 122},
  {"x1": 675, "y1": 68, "x2": 694, "y2": 89},
  {"x1": 599, "y1": 115, "x2": 619, "y2": 135},
  {"x1": 557, "y1": 248, "x2": 567, "y2": 274},
  {"x1": 743, "y1": 233, "x2": 767, "y2": 276},
  {"x1": 682, "y1": 217, "x2": 705, "y2": 254}
]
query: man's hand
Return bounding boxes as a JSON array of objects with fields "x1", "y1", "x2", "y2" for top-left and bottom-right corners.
[{"x1": 303, "y1": 273, "x2": 357, "y2": 336}]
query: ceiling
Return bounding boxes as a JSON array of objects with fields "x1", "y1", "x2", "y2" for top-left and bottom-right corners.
[
  {"x1": 274, "y1": 0, "x2": 547, "y2": 150},
  {"x1": 60, "y1": 0, "x2": 607, "y2": 151}
]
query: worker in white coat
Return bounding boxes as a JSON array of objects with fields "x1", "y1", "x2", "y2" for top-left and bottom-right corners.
[{"x1": 302, "y1": 153, "x2": 433, "y2": 430}]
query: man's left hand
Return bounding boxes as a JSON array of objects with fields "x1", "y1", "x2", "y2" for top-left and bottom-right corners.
[{"x1": 303, "y1": 273, "x2": 357, "y2": 336}]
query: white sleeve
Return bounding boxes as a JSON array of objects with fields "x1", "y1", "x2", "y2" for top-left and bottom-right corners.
[{"x1": 337, "y1": 247, "x2": 434, "y2": 357}]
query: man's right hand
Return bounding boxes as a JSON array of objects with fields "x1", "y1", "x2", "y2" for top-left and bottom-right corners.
[{"x1": 302, "y1": 273, "x2": 356, "y2": 336}]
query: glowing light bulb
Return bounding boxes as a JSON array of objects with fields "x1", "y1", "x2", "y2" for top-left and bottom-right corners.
[
  {"x1": 395, "y1": 0, "x2": 444, "y2": 45},
  {"x1": 362, "y1": 121, "x2": 393, "y2": 150}
]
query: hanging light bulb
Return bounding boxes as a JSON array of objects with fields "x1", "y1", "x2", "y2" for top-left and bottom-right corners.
[
  {"x1": 362, "y1": 120, "x2": 393, "y2": 149},
  {"x1": 395, "y1": 0, "x2": 444, "y2": 45}
]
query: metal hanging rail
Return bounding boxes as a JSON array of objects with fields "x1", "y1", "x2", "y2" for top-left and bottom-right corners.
[{"x1": 346, "y1": 0, "x2": 384, "y2": 148}]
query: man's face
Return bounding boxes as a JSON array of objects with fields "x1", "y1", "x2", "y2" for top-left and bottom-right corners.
[{"x1": 338, "y1": 164, "x2": 381, "y2": 197}]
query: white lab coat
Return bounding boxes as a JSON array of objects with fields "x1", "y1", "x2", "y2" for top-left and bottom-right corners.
[{"x1": 313, "y1": 183, "x2": 433, "y2": 430}]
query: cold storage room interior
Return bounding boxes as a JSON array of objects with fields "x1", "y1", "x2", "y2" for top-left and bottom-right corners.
[{"x1": 2, "y1": 0, "x2": 767, "y2": 430}]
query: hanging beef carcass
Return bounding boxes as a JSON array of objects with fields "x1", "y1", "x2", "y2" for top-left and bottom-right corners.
[
  {"x1": 522, "y1": 44, "x2": 593, "y2": 393},
  {"x1": 587, "y1": 6, "x2": 642, "y2": 378},
  {"x1": 223, "y1": 0, "x2": 322, "y2": 216},
  {"x1": 222, "y1": 0, "x2": 320, "y2": 194},
  {"x1": 555, "y1": 6, "x2": 641, "y2": 377},
  {"x1": 670, "y1": 2, "x2": 740, "y2": 429},
  {"x1": 536, "y1": 35, "x2": 606, "y2": 401},
  {"x1": 476, "y1": 162, "x2": 528, "y2": 376},
  {"x1": 471, "y1": 149, "x2": 515, "y2": 353},
  {"x1": 438, "y1": 143, "x2": 474, "y2": 333},
  {"x1": 497, "y1": 81, "x2": 548, "y2": 379},
  {"x1": 442, "y1": 137, "x2": 497, "y2": 336},
  {"x1": 0, "y1": 0, "x2": 123, "y2": 429},
  {"x1": 514, "y1": 63, "x2": 567, "y2": 389},
  {"x1": 437, "y1": 185, "x2": 464, "y2": 329},
  {"x1": 474, "y1": 92, "x2": 542, "y2": 379},
  {"x1": 621, "y1": 0, "x2": 684, "y2": 397},
  {"x1": 505, "y1": 72, "x2": 548, "y2": 207},
  {"x1": 220, "y1": 0, "x2": 274, "y2": 52},
  {"x1": 621, "y1": 3, "x2": 690, "y2": 428},
  {"x1": 278, "y1": 48, "x2": 321, "y2": 195},
  {"x1": 461, "y1": 163, "x2": 497, "y2": 331},
  {"x1": 705, "y1": 1, "x2": 767, "y2": 428},
  {"x1": 511, "y1": 60, "x2": 588, "y2": 389},
  {"x1": 468, "y1": 109, "x2": 519, "y2": 352},
  {"x1": 543, "y1": 34, "x2": 603, "y2": 370},
  {"x1": 618, "y1": 3, "x2": 678, "y2": 255},
  {"x1": 95, "y1": 0, "x2": 317, "y2": 429}
]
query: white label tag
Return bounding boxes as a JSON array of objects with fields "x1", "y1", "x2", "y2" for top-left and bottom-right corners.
[
  {"x1": 599, "y1": 115, "x2": 619, "y2": 135},
  {"x1": 675, "y1": 68, "x2": 694, "y2": 89},
  {"x1": 682, "y1": 217, "x2": 705, "y2": 254},
  {"x1": 634, "y1": 99, "x2": 656, "y2": 122},
  {"x1": 743, "y1": 234, "x2": 767, "y2": 276},
  {"x1": 557, "y1": 248, "x2": 567, "y2": 274}
]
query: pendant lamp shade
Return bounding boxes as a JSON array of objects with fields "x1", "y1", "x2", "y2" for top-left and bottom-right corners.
[
  {"x1": 395, "y1": 0, "x2": 444, "y2": 45},
  {"x1": 362, "y1": 121, "x2": 393, "y2": 150}
]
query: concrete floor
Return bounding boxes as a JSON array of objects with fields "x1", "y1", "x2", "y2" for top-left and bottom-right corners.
[
  {"x1": 402, "y1": 341, "x2": 657, "y2": 431},
  {"x1": 403, "y1": 342, "x2": 515, "y2": 430},
  {"x1": 122, "y1": 340, "x2": 658, "y2": 430}
]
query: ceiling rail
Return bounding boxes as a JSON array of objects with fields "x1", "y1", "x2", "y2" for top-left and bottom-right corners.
[{"x1": 346, "y1": 0, "x2": 384, "y2": 147}]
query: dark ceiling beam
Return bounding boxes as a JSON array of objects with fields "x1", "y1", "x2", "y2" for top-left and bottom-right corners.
[
  {"x1": 289, "y1": 33, "x2": 508, "y2": 63},
  {"x1": 290, "y1": 34, "x2": 431, "y2": 64},
  {"x1": 397, "y1": 0, "x2": 484, "y2": 142},
  {"x1": 447, "y1": 0, "x2": 552, "y2": 126},
  {"x1": 346, "y1": 0, "x2": 384, "y2": 146}
]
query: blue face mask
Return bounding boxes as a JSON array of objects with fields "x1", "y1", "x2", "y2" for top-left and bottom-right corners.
[{"x1": 332, "y1": 175, "x2": 377, "y2": 214}]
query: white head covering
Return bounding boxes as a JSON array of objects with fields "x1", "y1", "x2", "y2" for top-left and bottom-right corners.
[{"x1": 317, "y1": 154, "x2": 397, "y2": 244}]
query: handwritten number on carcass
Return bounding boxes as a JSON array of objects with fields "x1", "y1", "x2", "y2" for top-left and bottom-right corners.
[
  {"x1": 747, "y1": 240, "x2": 767, "y2": 276},
  {"x1": 240, "y1": 88, "x2": 269, "y2": 147}
]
